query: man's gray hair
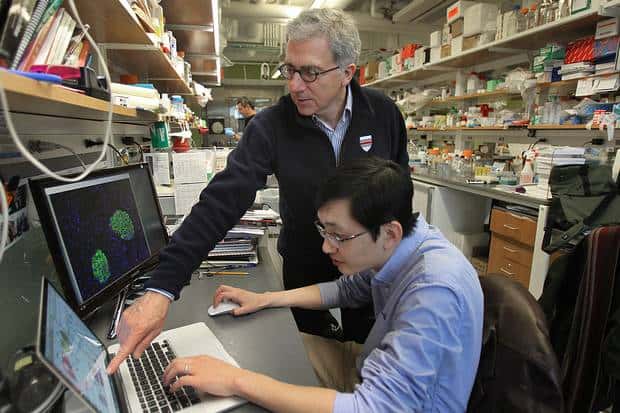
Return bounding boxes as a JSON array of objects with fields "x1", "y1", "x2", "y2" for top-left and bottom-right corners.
[{"x1": 285, "y1": 8, "x2": 361, "y2": 67}]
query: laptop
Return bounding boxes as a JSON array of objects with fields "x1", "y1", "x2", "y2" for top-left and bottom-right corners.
[{"x1": 36, "y1": 278, "x2": 247, "y2": 413}]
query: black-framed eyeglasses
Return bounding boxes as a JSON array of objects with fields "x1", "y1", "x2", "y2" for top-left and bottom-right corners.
[
  {"x1": 314, "y1": 220, "x2": 368, "y2": 247},
  {"x1": 278, "y1": 64, "x2": 340, "y2": 83}
]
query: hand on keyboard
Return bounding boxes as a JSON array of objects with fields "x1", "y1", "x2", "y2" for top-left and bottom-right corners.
[
  {"x1": 107, "y1": 291, "x2": 171, "y2": 375},
  {"x1": 163, "y1": 355, "x2": 241, "y2": 398}
]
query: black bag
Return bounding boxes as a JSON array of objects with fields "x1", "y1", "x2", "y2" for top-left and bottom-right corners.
[{"x1": 542, "y1": 163, "x2": 620, "y2": 253}]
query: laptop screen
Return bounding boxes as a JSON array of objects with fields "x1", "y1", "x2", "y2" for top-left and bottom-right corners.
[
  {"x1": 38, "y1": 279, "x2": 121, "y2": 413},
  {"x1": 30, "y1": 164, "x2": 168, "y2": 315}
]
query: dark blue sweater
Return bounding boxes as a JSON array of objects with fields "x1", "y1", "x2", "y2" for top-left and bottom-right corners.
[{"x1": 145, "y1": 79, "x2": 409, "y2": 298}]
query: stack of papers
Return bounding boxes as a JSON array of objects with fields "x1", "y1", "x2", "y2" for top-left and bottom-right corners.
[
  {"x1": 559, "y1": 62, "x2": 594, "y2": 80},
  {"x1": 238, "y1": 208, "x2": 281, "y2": 226},
  {"x1": 535, "y1": 146, "x2": 587, "y2": 195}
]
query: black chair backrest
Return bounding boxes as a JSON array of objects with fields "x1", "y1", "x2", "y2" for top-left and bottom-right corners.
[{"x1": 467, "y1": 275, "x2": 564, "y2": 413}]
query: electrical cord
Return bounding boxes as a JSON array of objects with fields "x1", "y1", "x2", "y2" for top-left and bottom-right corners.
[
  {"x1": 108, "y1": 144, "x2": 129, "y2": 165},
  {"x1": 0, "y1": 0, "x2": 113, "y2": 184},
  {"x1": 133, "y1": 142, "x2": 144, "y2": 162},
  {"x1": 0, "y1": 183, "x2": 8, "y2": 263},
  {"x1": 30, "y1": 140, "x2": 88, "y2": 171},
  {"x1": 55, "y1": 143, "x2": 88, "y2": 170}
]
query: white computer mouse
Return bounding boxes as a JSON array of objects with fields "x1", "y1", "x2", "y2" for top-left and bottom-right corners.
[{"x1": 208, "y1": 299, "x2": 241, "y2": 316}]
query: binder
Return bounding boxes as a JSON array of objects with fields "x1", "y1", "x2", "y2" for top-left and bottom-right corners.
[
  {"x1": 10, "y1": 0, "x2": 49, "y2": 69},
  {"x1": 0, "y1": 0, "x2": 37, "y2": 62}
]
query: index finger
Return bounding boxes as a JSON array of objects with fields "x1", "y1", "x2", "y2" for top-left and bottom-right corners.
[
  {"x1": 106, "y1": 330, "x2": 144, "y2": 374},
  {"x1": 107, "y1": 346, "x2": 132, "y2": 375}
]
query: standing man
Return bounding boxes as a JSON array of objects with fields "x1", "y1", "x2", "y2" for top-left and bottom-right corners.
[
  {"x1": 234, "y1": 97, "x2": 257, "y2": 141},
  {"x1": 236, "y1": 97, "x2": 256, "y2": 127},
  {"x1": 108, "y1": 8, "x2": 408, "y2": 374}
]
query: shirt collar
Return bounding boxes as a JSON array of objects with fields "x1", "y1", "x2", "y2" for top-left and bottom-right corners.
[
  {"x1": 312, "y1": 84, "x2": 352, "y2": 132},
  {"x1": 373, "y1": 214, "x2": 429, "y2": 285}
]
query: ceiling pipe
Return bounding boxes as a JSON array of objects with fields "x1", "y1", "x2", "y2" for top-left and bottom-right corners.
[{"x1": 222, "y1": 3, "x2": 435, "y2": 35}]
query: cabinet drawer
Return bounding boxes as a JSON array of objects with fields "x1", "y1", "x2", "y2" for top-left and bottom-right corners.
[
  {"x1": 488, "y1": 253, "x2": 531, "y2": 288},
  {"x1": 490, "y1": 208, "x2": 537, "y2": 247},
  {"x1": 489, "y1": 235, "x2": 533, "y2": 267}
]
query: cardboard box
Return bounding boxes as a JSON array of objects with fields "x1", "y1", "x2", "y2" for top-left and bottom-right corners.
[
  {"x1": 451, "y1": 36, "x2": 463, "y2": 55},
  {"x1": 595, "y1": 35, "x2": 620, "y2": 60},
  {"x1": 463, "y1": 3, "x2": 499, "y2": 37},
  {"x1": 450, "y1": 18, "x2": 464, "y2": 37},
  {"x1": 430, "y1": 46, "x2": 442, "y2": 63},
  {"x1": 463, "y1": 34, "x2": 481, "y2": 51},
  {"x1": 441, "y1": 44, "x2": 451, "y2": 58},
  {"x1": 447, "y1": 1, "x2": 476, "y2": 24},
  {"x1": 565, "y1": 36, "x2": 595, "y2": 64},
  {"x1": 596, "y1": 17, "x2": 620, "y2": 40},
  {"x1": 365, "y1": 60, "x2": 378, "y2": 82},
  {"x1": 430, "y1": 30, "x2": 442, "y2": 48}
]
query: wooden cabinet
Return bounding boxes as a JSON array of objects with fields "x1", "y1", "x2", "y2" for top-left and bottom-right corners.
[{"x1": 488, "y1": 208, "x2": 537, "y2": 288}]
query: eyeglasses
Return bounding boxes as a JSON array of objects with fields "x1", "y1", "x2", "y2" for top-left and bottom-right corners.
[
  {"x1": 278, "y1": 64, "x2": 340, "y2": 83},
  {"x1": 314, "y1": 220, "x2": 368, "y2": 247}
]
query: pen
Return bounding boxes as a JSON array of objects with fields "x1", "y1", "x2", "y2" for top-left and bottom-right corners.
[{"x1": 206, "y1": 271, "x2": 249, "y2": 276}]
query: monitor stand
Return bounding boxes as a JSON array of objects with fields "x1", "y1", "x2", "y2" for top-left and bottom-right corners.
[{"x1": 107, "y1": 287, "x2": 129, "y2": 340}]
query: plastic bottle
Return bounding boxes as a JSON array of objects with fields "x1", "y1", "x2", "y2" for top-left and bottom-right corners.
[
  {"x1": 528, "y1": 4, "x2": 539, "y2": 29},
  {"x1": 171, "y1": 95, "x2": 184, "y2": 118},
  {"x1": 520, "y1": 159, "x2": 534, "y2": 184},
  {"x1": 518, "y1": 8, "x2": 529, "y2": 32}
]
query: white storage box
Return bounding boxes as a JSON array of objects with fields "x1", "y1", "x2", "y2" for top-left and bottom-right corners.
[
  {"x1": 596, "y1": 17, "x2": 620, "y2": 40},
  {"x1": 430, "y1": 30, "x2": 442, "y2": 48},
  {"x1": 464, "y1": 3, "x2": 499, "y2": 37},
  {"x1": 451, "y1": 36, "x2": 464, "y2": 55},
  {"x1": 430, "y1": 47, "x2": 441, "y2": 63},
  {"x1": 447, "y1": 1, "x2": 476, "y2": 24}
]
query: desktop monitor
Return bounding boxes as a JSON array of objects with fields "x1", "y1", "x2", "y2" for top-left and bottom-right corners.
[{"x1": 30, "y1": 163, "x2": 169, "y2": 317}]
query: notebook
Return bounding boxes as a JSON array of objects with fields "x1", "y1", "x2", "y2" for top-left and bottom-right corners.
[{"x1": 36, "y1": 278, "x2": 247, "y2": 413}]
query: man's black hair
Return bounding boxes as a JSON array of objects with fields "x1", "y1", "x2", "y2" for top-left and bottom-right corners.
[
  {"x1": 236, "y1": 97, "x2": 255, "y2": 109},
  {"x1": 316, "y1": 156, "x2": 418, "y2": 240}
]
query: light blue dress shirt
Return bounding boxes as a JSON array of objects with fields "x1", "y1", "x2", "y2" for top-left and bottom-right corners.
[
  {"x1": 313, "y1": 85, "x2": 352, "y2": 165},
  {"x1": 318, "y1": 215, "x2": 484, "y2": 412}
]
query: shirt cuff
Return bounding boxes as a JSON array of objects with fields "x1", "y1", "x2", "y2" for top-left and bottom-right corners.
[
  {"x1": 333, "y1": 393, "x2": 355, "y2": 413},
  {"x1": 145, "y1": 288, "x2": 174, "y2": 301},
  {"x1": 318, "y1": 281, "x2": 340, "y2": 308}
]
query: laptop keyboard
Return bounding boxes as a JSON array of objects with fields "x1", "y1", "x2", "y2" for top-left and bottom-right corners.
[{"x1": 126, "y1": 340, "x2": 201, "y2": 412}]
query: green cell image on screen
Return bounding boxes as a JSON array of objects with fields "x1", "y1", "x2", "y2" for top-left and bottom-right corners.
[
  {"x1": 91, "y1": 250, "x2": 111, "y2": 284},
  {"x1": 110, "y1": 210, "x2": 135, "y2": 240}
]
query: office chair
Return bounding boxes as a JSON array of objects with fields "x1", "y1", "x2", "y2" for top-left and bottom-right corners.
[{"x1": 467, "y1": 275, "x2": 564, "y2": 413}]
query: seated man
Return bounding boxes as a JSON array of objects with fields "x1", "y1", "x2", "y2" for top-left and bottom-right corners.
[{"x1": 162, "y1": 157, "x2": 484, "y2": 412}]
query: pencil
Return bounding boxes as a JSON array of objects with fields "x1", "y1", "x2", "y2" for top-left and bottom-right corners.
[{"x1": 207, "y1": 271, "x2": 249, "y2": 276}]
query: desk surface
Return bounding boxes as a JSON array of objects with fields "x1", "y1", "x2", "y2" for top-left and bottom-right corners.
[
  {"x1": 0, "y1": 229, "x2": 318, "y2": 412},
  {"x1": 412, "y1": 172, "x2": 551, "y2": 209}
]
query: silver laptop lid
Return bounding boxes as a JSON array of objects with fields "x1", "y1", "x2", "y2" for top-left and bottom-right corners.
[{"x1": 36, "y1": 277, "x2": 122, "y2": 413}]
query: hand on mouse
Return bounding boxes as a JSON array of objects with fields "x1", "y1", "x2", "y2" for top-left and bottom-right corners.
[{"x1": 212, "y1": 285, "x2": 270, "y2": 316}]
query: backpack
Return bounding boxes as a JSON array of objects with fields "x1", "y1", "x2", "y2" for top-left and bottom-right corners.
[{"x1": 542, "y1": 163, "x2": 620, "y2": 253}]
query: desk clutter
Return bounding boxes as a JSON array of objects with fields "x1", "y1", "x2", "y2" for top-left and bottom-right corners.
[{"x1": 167, "y1": 206, "x2": 280, "y2": 276}]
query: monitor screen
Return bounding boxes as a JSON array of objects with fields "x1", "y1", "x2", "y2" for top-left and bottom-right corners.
[
  {"x1": 38, "y1": 279, "x2": 121, "y2": 413},
  {"x1": 30, "y1": 164, "x2": 168, "y2": 315}
]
